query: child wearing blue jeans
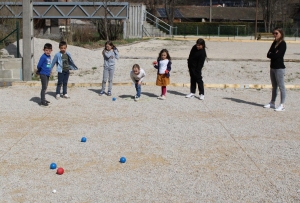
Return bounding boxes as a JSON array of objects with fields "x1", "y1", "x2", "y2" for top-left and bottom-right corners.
[
  {"x1": 36, "y1": 43, "x2": 52, "y2": 107},
  {"x1": 51, "y1": 41, "x2": 78, "y2": 99},
  {"x1": 130, "y1": 64, "x2": 146, "y2": 101}
]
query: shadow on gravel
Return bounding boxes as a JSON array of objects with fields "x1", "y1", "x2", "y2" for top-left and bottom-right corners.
[
  {"x1": 141, "y1": 92, "x2": 157, "y2": 98},
  {"x1": 119, "y1": 94, "x2": 133, "y2": 99},
  {"x1": 46, "y1": 91, "x2": 56, "y2": 98},
  {"x1": 88, "y1": 89, "x2": 100, "y2": 95},
  {"x1": 168, "y1": 90, "x2": 186, "y2": 96},
  {"x1": 30, "y1": 97, "x2": 40, "y2": 104},
  {"x1": 223, "y1": 97, "x2": 262, "y2": 107}
]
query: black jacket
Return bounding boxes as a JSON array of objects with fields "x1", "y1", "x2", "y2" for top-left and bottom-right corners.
[
  {"x1": 267, "y1": 40, "x2": 286, "y2": 69},
  {"x1": 188, "y1": 45, "x2": 207, "y2": 69}
]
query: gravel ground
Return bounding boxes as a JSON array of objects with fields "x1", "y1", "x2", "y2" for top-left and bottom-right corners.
[
  {"x1": 3, "y1": 38, "x2": 300, "y2": 85},
  {"x1": 0, "y1": 85, "x2": 300, "y2": 202},
  {"x1": 1, "y1": 38, "x2": 300, "y2": 202}
]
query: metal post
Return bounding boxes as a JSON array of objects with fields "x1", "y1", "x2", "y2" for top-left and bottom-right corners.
[
  {"x1": 255, "y1": 0, "x2": 258, "y2": 39},
  {"x1": 22, "y1": 0, "x2": 34, "y2": 81},
  {"x1": 16, "y1": 21, "x2": 20, "y2": 58}
]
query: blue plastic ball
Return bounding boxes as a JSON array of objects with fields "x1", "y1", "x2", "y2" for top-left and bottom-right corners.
[
  {"x1": 120, "y1": 157, "x2": 126, "y2": 163},
  {"x1": 112, "y1": 97, "x2": 116, "y2": 101},
  {"x1": 50, "y1": 163, "x2": 57, "y2": 169},
  {"x1": 81, "y1": 137, "x2": 87, "y2": 142}
]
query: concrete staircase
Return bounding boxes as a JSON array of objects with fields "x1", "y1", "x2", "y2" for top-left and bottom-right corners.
[{"x1": 143, "y1": 21, "x2": 167, "y2": 38}]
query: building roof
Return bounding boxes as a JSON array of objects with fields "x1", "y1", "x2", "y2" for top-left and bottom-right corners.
[{"x1": 176, "y1": 6, "x2": 264, "y2": 21}]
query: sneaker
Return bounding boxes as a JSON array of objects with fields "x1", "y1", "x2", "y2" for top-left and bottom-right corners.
[
  {"x1": 56, "y1": 94, "x2": 60, "y2": 100},
  {"x1": 185, "y1": 93, "x2": 195, "y2": 98},
  {"x1": 99, "y1": 91, "x2": 105, "y2": 96},
  {"x1": 134, "y1": 96, "x2": 140, "y2": 101},
  {"x1": 159, "y1": 95, "x2": 166, "y2": 100},
  {"x1": 45, "y1": 100, "x2": 50, "y2": 104},
  {"x1": 199, "y1": 94, "x2": 205, "y2": 100},
  {"x1": 107, "y1": 91, "x2": 112, "y2": 96},
  {"x1": 63, "y1": 94, "x2": 70, "y2": 99},
  {"x1": 275, "y1": 104, "x2": 285, "y2": 111},
  {"x1": 40, "y1": 102, "x2": 49, "y2": 107},
  {"x1": 157, "y1": 95, "x2": 162, "y2": 99},
  {"x1": 263, "y1": 103, "x2": 275, "y2": 109}
]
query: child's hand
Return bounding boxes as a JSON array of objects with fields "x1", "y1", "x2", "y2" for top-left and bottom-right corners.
[
  {"x1": 153, "y1": 61, "x2": 157, "y2": 65},
  {"x1": 165, "y1": 70, "x2": 169, "y2": 74}
]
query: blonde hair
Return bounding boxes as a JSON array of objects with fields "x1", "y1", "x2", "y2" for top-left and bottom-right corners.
[{"x1": 132, "y1": 64, "x2": 140, "y2": 70}]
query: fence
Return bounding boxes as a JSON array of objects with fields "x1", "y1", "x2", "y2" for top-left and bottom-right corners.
[
  {"x1": 0, "y1": 22, "x2": 20, "y2": 58},
  {"x1": 172, "y1": 22, "x2": 300, "y2": 39}
]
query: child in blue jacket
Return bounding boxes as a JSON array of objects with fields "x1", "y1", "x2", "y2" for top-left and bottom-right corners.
[
  {"x1": 36, "y1": 43, "x2": 52, "y2": 107},
  {"x1": 51, "y1": 41, "x2": 78, "y2": 99}
]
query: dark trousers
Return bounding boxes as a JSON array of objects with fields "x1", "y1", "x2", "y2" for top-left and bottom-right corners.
[
  {"x1": 40, "y1": 74, "x2": 49, "y2": 103},
  {"x1": 189, "y1": 68, "x2": 204, "y2": 95},
  {"x1": 56, "y1": 71, "x2": 69, "y2": 95}
]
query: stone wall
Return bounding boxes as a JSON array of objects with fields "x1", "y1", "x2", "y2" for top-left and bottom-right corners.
[{"x1": 0, "y1": 57, "x2": 22, "y2": 82}]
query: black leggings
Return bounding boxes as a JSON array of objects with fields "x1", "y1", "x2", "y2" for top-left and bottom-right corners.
[{"x1": 189, "y1": 68, "x2": 204, "y2": 95}]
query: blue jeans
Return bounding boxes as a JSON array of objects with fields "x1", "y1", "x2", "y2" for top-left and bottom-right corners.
[
  {"x1": 56, "y1": 71, "x2": 69, "y2": 95},
  {"x1": 135, "y1": 83, "x2": 141, "y2": 97}
]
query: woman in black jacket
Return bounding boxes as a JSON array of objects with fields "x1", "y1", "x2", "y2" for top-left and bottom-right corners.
[
  {"x1": 264, "y1": 28, "x2": 287, "y2": 111},
  {"x1": 186, "y1": 38, "x2": 207, "y2": 100}
]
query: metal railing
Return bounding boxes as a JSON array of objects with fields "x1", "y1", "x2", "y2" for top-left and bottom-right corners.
[
  {"x1": 0, "y1": 22, "x2": 20, "y2": 58},
  {"x1": 143, "y1": 10, "x2": 177, "y2": 36}
]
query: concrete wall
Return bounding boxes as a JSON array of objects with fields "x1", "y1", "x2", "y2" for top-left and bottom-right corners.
[
  {"x1": 126, "y1": 4, "x2": 145, "y2": 38},
  {"x1": 0, "y1": 58, "x2": 22, "y2": 82}
]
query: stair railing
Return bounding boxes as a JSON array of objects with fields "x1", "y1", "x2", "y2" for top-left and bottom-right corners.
[{"x1": 143, "y1": 10, "x2": 176, "y2": 36}]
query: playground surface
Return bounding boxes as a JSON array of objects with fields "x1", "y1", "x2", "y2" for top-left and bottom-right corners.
[{"x1": 0, "y1": 38, "x2": 300, "y2": 202}]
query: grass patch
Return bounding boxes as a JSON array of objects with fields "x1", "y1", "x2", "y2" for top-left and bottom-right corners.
[{"x1": 73, "y1": 38, "x2": 147, "y2": 50}]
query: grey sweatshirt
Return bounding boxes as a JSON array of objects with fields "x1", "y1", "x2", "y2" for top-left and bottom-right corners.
[
  {"x1": 130, "y1": 68, "x2": 146, "y2": 83},
  {"x1": 103, "y1": 49, "x2": 119, "y2": 68}
]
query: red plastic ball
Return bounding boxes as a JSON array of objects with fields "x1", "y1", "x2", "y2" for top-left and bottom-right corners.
[{"x1": 57, "y1": 167, "x2": 64, "y2": 175}]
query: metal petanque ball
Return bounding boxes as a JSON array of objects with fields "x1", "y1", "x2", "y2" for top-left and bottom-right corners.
[
  {"x1": 120, "y1": 157, "x2": 126, "y2": 163},
  {"x1": 50, "y1": 163, "x2": 57, "y2": 169},
  {"x1": 112, "y1": 97, "x2": 116, "y2": 101},
  {"x1": 56, "y1": 167, "x2": 64, "y2": 175},
  {"x1": 81, "y1": 137, "x2": 87, "y2": 142}
]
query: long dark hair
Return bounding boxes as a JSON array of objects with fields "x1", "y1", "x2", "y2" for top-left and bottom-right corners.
[
  {"x1": 196, "y1": 38, "x2": 207, "y2": 59},
  {"x1": 273, "y1": 27, "x2": 284, "y2": 48},
  {"x1": 157, "y1": 49, "x2": 171, "y2": 61},
  {"x1": 104, "y1": 40, "x2": 118, "y2": 51},
  {"x1": 196, "y1": 38, "x2": 206, "y2": 49}
]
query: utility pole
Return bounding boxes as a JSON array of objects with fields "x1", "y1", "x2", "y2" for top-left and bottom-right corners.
[
  {"x1": 22, "y1": 0, "x2": 34, "y2": 81},
  {"x1": 255, "y1": 0, "x2": 258, "y2": 39},
  {"x1": 209, "y1": 0, "x2": 212, "y2": 22}
]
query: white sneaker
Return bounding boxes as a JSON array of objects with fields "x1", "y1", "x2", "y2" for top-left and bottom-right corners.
[
  {"x1": 185, "y1": 93, "x2": 195, "y2": 98},
  {"x1": 134, "y1": 96, "x2": 140, "y2": 101},
  {"x1": 63, "y1": 94, "x2": 70, "y2": 99},
  {"x1": 275, "y1": 104, "x2": 285, "y2": 111},
  {"x1": 263, "y1": 103, "x2": 275, "y2": 109},
  {"x1": 199, "y1": 94, "x2": 205, "y2": 100},
  {"x1": 159, "y1": 95, "x2": 166, "y2": 100},
  {"x1": 56, "y1": 94, "x2": 60, "y2": 100}
]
